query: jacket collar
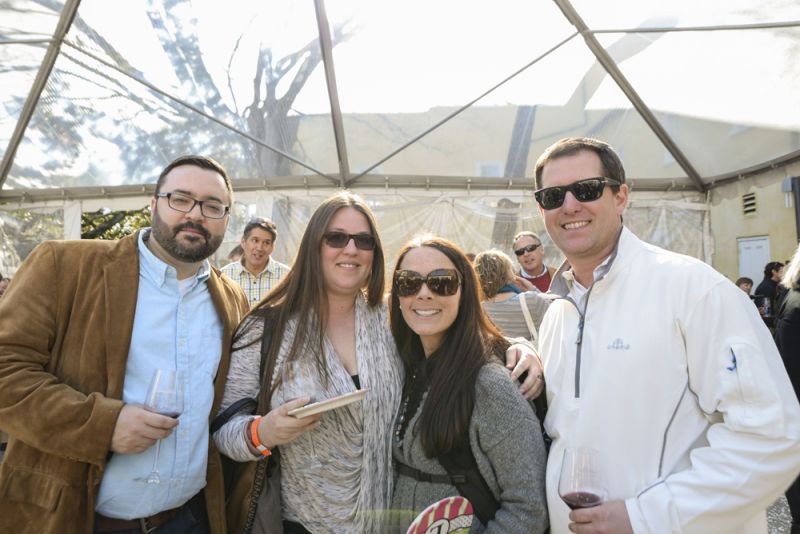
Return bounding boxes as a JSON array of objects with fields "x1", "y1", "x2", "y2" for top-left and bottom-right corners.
[{"x1": 550, "y1": 226, "x2": 637, "y2": 298}]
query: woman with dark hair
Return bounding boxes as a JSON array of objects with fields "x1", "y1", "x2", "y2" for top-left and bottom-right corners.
[
  {"x1": 213, "y1": 191, "x2": 403, "y2": 532},
  {"x1": 389, "y1": 236, "x2": 548, "y2": 533}
]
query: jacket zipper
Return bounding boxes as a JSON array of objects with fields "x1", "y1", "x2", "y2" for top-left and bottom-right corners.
[{"x1": 570, "y1": 285, "x2": 594, "y2": 399}]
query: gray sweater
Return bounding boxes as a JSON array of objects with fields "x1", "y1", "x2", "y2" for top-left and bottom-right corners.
[
  {"x1": 390, "y1": 363, "x2": 549, "y2": 533},
  {"x1": 482, "y1": 291, "x2": 552, "y2": 344}
]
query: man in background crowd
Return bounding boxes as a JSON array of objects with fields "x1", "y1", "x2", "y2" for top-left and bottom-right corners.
[
  {"x1": 534, "y1": 137, "x2": 800, "y2": 533},
  {"x1": 221, "y1": 216, "x2": 289, "y2": 307},
  {"x1": 513, "y1": 231, "x2": 556, "y2": 292},
  {"x1": 756, "y1": 261, "x2": 786, "y2": 327},
  {"x1": 736, "y1": 276, "x2": 754, "y2": 295},
  {"x1": 226, "y1": 244, "x2": 243, "y2": 264},
  {"x1": 0, "y1": 155, "x2": 249, "y2": 533}
]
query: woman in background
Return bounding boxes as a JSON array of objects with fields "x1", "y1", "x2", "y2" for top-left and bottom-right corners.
[
  {"x1": 474, "y1": 249, "x2": 552, "y2": 346},
  {"x1": 389, "y1": 236, "x2": 548, "y2": 533}
]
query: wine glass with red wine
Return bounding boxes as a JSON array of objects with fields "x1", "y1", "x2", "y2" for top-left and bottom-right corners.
[
  {"x1": 143, "y1": 369, "x2": 184, "y2": 484},
  {"x1": 558, "y1": 447, "x2": 608, "y2": 510}
]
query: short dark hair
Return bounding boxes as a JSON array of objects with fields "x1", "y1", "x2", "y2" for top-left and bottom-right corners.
[
  {"x1": 764, "y1": 261, "x2": 784, "y2": 278},
  {"x1": 534, "y1": 137, "x2": 626, "y2": 190},
  {"x1": 227, "y1": 244, "x2": 243, "y2": 260},
  {"x1": 243, "y1": 217, "x2": 277, "y2": 241},
  {"x1": 155, "y1": 155, "x2": 233, "y2": 199},
  {"x1": 735, "y1": 277, "x2": 753, "y2": 286}
]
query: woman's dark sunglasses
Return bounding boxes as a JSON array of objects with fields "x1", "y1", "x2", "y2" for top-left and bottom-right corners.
[
  {"x1": 514, "y1": 243, "x2": 541, "y2": 256},
  {"x1": 534, "y1": 177, "x2": 621, "y2": 210},
  {"x1": 394, "y1": 269, "x2": 461, "y2": 297},
  {"x1": 322, "y1": 231, "x2": 377, "y2": 251}
]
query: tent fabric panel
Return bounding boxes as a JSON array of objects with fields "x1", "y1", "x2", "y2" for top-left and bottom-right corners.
[
  {"x1": 569, "y1": 0, "x2": 800, "y2": 31},
  {"x1": 4, "y1": 44, "x2": 338, "y2": 189},
  {"x1": 0, "y1": 0, "x2": 65, "y2": 39},
  {"x1": 0, "y1": 43, "x2": 47, "y2": 150},
  {"x1": 595, "y1": 28, "x2": 800, "y2": 177}
]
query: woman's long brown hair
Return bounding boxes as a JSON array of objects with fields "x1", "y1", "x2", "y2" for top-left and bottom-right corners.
[
  {"x1": 389, "y1": 236, "x2": 509, "y2": 457},
  {"x1": 233, "y1": 191, "x2": 386, "y2": 389}
]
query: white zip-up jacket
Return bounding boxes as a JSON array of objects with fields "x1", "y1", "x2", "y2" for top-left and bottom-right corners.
[{"x1": 540, "y1": 227, "x2": 800, "y2": 534}]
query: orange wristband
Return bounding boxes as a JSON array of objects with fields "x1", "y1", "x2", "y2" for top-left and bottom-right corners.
[{"x1": 249, "y1": 416, "x2": 272, "y2": 457}]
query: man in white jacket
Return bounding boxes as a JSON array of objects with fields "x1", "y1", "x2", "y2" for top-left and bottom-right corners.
[{"x1": 534, "y1": 137, "x2": 800, "y2": 534}]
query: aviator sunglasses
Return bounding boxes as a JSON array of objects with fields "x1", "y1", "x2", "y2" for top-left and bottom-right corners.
[
  {"x1": 394, "y1": 269, "x2": 461, "y2": 297},
  {"x1": 514, "y1": 243, "x2": 541, "y2": 256},
  {"x1": 322, "y1": 231, "x2": 377, "y2": 251},
  {"x1": 534, "y1": 177, "x2": 621, "y2": 210}
]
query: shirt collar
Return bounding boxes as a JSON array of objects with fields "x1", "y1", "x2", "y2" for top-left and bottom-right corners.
[
  {"x1": 240, "y1": 257, "x2": 272, "y2": 276},
  {"x1": 138, "y1": 229, "x2": 211, "y2": 287},
  {"x1": 550, "y1": 226, "x2": 625, "y2": 297},
  {"x1": 520, "y1": 264, "x2": 548, "y2": 278}
]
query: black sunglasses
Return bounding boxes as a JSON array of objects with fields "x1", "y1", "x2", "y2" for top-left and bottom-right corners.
[
  {"x1": 534, "y1": 177, "x2": 621, "y2": 210},
  {"x1": 514, "y1": 243, "x2": 541, "y2": 256},
  {"x1": 394, "y1": 269, "x2": 461, "y2": 297},
  {"x1": 322, "y1": 231, "x2": 377, "y2": 251}
]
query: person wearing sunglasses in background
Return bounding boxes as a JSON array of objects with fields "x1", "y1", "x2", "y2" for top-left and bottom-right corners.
[
  {"x1": 533, "y1": 137, "x2": 800, "y2": 534},
  {"x1": 512, "y1": 231, "x2": 556, "y2": 293},
  {"x1": 212, "y1": 192, "x2": 543, "y2": 533},
  {"x1": 388, "y1": 236, "x2": 548, "y2": 533}
]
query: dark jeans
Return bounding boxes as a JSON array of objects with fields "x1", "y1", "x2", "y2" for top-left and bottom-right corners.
[
  {"x1": 788, "y1": 474, "x2": 800, "y2": 529},
  {"x1": 283, "y1": 520, "x2": 312, "y2": 534},
  {"x1": 94, "y1": 492, "x2": 209, "y2": 534}
]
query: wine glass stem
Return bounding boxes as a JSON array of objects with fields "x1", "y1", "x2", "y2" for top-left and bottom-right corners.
[{"x1": 148, "y1": 439, "x2": 162, "y2": 483}]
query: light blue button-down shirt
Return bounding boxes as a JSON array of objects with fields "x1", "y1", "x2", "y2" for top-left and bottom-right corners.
[{"x1": 95, "y1": 230, "x2": 223, "y2": 519}]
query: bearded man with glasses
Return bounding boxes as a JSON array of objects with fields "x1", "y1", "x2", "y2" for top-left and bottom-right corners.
[
  {"x1": 533, "y1": 137, "x2": 800, "y2": 534},
  {"x1": 0, "y1": 155, "x2": 249, "y2": 533}
]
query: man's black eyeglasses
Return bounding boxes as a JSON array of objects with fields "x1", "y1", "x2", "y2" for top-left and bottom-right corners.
[
  {"x1": 514, "y1": 243, "x2": 541, "y2": 256},
  {"x1": 394, "y1": 269, "x2": 461, "y2": 297},
  {"x1": 534, "y1": 177, "x2": 621, "y2": 210},
  {"x1": 322, "y1": 231, "x2": 377, "y2": 251},
  {"x1": 155, "y1": 192, "x2": 229, "y2": 219}
]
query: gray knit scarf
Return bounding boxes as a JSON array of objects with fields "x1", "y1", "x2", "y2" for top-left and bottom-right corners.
[{"x1": 271, "y1": 294, "x2": 404, "y2": 533}]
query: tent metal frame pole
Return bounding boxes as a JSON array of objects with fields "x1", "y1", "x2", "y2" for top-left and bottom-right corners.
[
  {"x1": 0, "y1": 0, "x2": 82, "y2": 189},
  {"x1": 594, "y1": 20, "x2": 800, "y2": 34},
  {"x1": 553, "y1": 0, "x2": 707, "y2": 193},
  {"x1": 706, "y1": 148, "x2": 800, "y2": 188},
  {"x1": 314, "y1": 0, "x2": 350, "y2": 188}
]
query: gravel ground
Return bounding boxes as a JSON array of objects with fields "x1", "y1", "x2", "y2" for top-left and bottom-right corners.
[{"x1": 768, "y1": 496, "x2": 792, "y2": 533}]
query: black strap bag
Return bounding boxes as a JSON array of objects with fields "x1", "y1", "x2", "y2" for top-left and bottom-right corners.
[{"x1": 210, "y1": 312, "x2": 283, "y2": 534}]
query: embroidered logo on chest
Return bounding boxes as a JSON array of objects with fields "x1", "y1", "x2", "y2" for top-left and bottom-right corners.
[{"x1": 607, "y1": 338, "x2": 630, "y2": 350}]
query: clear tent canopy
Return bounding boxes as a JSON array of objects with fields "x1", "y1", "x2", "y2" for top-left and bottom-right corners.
[{"x1": 1, "y1": 0, "x2": 799, "y2": 272}]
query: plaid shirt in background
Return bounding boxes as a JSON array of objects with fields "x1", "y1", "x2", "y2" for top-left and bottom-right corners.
[{"x1": 220, "y1": 259, "x2": 290, "y2": 307}]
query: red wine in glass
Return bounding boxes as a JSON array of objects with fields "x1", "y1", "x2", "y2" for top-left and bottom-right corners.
[
  {"x1": 561, "y1": 491, "x2": 604, "y2": 510},
  {"x1": 558, "y1": 447, "x2": 608, "y2": 511}
]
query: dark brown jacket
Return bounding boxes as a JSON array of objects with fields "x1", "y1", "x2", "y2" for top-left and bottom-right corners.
[{"x1": 0, "y1": 232, "x2": 249, "y2": 534}]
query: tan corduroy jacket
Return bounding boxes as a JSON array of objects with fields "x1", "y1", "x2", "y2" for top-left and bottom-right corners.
[{"x1": 0, "y1": 232, "x2": 249, "y2": 534}]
